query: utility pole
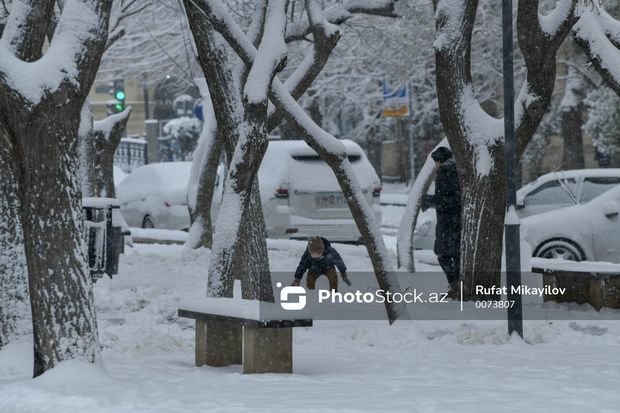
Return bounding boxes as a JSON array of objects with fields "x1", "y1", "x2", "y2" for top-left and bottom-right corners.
[{"x1": 502, "y1": 0, "x2": 524, "y2": 338}]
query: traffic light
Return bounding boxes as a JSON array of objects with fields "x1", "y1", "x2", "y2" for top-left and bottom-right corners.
[{"x1": 111, "y1": 79, "x2": 125, "y2": 113}]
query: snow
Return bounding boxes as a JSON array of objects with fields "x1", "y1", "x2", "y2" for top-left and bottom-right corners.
[
  {"x1": 129, "y1": 228, "x2": 188, "y2": 244},
  {"x1": 531, "y1": 257, "x2": 620, "y2": 273},
  {"x1": 179, "y1": 297, "x2": 311, "y2": 321},
  {"x1": 538, "y1": 0, "x2": 574, "y2": 38},
  {"x1": 94, "y1": 108, "x2": 132, "y2": 139},
  {"x1": 505, "y1": 205, "x2": 520, "y2": 225},
  {"x1": 260, "y1": 139, "x2": 378, "y2": 197},
  {"x1": 113, "y1": 166, "x2": 127, "y2": 186},
  {"x1": 3, "y1": 241, "x2": 620, "y2": 412},
  {"x1": 0, "y1": 0, "x2": 102, "y2": 105},
  {"x1": 243, "y1": 0, "x2": 287, "y2": 104},
  {"x1": 433, "y1": 0, "x2": 466, "y2": 51},
  {"x1": 574, "y1": 7, "x2": 620, "y2": 86},
  {"x1": 459, "y1": 87, "x2": 503, "y2": 176}
]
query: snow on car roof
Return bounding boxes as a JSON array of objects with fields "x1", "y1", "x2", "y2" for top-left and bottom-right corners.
[
  {"x1": 117, "y1": 162, "x2": 193, "y2": 204},
  {"x1": 268, "y1": 139, "x2": 363, "y2": 157},
  {"x1": 259, "y1": 139, "x2": 378, "y2": 197}
]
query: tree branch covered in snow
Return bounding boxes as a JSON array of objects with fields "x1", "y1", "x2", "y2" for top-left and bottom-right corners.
[
  {"x1": 188, "y1": 0, "x2": 408, "y2": 322},
  {"x1": 574, "y1": 3, "x2": 620, "y2": 95},
  {"x1": 284, "y1": 0, "x2": 397, "y2": 42}
]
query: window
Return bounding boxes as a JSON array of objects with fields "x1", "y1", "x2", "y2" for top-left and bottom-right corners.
[
  {"x1": 524, "y1": 179, "x2": 576, "y2": 206},
  {"x1": 580, "y1": 177, "x2": 620, "y2": 203}
]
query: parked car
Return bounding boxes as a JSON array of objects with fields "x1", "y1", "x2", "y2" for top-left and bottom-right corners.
[
  {"x1": 211, "y1": 139, "x2": 382, "y2": 242},
  {"x1": 414, "y1": 168, "x2": 620, "y2": 250},
  {"x1": 117, "y1": 140, "x2": 382, "y2": 242},
  {"x1": 117, "y1": 162, "x2": 193, "y2": 230},
  {"x1": 522, "y1": 184, "x2": 620, "y2": 262}
]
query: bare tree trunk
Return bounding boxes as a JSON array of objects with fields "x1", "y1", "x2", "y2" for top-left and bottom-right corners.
[
  {"x1": 0, "y1": 140, "x2": 29, "y2": 349},
  {"x1": 14, "y1": 107, "x2": 100, "y2": 376},
  {"x1": 82, "y1": 108, "x2": 132, "y2": 198},
  {"x1": 460, "y1": 156, "x2": 506, "y2": 299},
  {"x1": 0, "y1": 0, "x2": 113, "y2": 376},
  {"x1": 184, "y1": 0, "x2": 274, "y2": 302}
]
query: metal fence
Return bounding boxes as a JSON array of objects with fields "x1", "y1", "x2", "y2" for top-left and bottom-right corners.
[{"x1": 114, "y1": 137, "x2": 148, "y2": 173}]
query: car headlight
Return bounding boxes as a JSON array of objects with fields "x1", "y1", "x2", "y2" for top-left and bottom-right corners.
[{"x1": 415, "y1": 220, "x2": 432, "y2": 236}]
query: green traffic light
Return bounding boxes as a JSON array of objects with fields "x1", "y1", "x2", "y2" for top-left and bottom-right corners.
[
  {"x1": 115, "y1": 103, "x2": 124, "y2": 111},
  {"x1": 115, "y1": 90, "x2": 125, "y2": 101}
]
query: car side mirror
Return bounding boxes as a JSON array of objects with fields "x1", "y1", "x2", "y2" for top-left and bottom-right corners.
[
  {"x1": 516, "y1": 197, "x2": 525, "y2": 209},
  {"x1": 603, "y1": 201, "x2": 619, "y2": 218}
]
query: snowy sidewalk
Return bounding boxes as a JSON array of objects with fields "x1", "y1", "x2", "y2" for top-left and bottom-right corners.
[{"x1": 1, "y1": 243, "x2": 620, "y2": 412}]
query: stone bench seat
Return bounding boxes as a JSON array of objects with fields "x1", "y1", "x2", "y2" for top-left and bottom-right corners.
[{"x1": 178, "y1": 298, "x2": 312, "y2": 374}]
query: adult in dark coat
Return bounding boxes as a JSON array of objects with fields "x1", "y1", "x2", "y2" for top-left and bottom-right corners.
[{"x1": 422, "y1": 147, "x2": 461, "y2": 296}]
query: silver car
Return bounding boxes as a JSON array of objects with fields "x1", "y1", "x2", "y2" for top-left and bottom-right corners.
[
  {"x1": 212, "y1": 139, "x2": 382, "y2": 242},
  {"x1": 117, "y1": 162, "x2": 193, "y2": 230},
  {"x1": 522, "y1": 184, "x2": 620, "y2": 262},
  {"x1": 414, "y1": 169, "x2": 620, "y2": 250}
]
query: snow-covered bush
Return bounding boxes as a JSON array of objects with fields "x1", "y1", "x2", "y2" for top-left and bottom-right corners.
[{"x1": 163, "y1": 117, "x2": 202, "y2": 161}]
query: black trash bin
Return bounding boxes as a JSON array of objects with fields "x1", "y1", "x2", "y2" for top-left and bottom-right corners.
[{"x1": 82, "y1": 197, "x2": 127, "y2": 281}]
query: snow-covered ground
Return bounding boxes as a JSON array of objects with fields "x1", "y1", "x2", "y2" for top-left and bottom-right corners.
[{"x1": 1, "y1": 236, "x2": 620, "y2": 412}]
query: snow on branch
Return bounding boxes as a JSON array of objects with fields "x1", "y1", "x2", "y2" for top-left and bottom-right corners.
[
  {"x1": 433, "y1": 0, "x2": 468, "y2": 51},
  {"x1": 0, "y1": 0, "x2": 53, "y2": 61},
  {"x1": 93, "y1": 106, "x2": 132, "y2": 141},
  {"x1": 244, "y1": 0, "x2": 287, "y2": 105},
  {"x1": 538, "y1": 0, "x2": 576, "y2": 39},
  {"x1": 285, "y1": 0, "x2": 397, "y2": 42},
  {"x1": 0, "y1": 0, "x2": 111, "y2": 105},
  {"x1": 574, "y1": 4, "x2": 620, "y2": 94},
  {"x1": 266, "y1": 0, "x2": 342, "y2": 130}
]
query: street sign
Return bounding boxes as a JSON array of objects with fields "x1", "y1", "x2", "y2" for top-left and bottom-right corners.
[{"x1": 382, "y1": 82, "x2": 410, "y2": 117}]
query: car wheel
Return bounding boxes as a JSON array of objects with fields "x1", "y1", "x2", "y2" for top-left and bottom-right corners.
[
  {"x1": 142, "y1": 215, "x2": 155, "y2": 229},
  {"x1": 536, "y1": 240, "x2": 585, "y2": 261}
]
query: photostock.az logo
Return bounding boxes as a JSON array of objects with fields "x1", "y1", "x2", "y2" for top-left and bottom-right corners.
[{"x1": 277, "y1": 282, "x2": 307, "y2": 310}]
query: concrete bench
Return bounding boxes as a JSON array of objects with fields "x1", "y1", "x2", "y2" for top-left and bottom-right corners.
[
  {"x1": 531, "y1": 258, "x2": 620, "y2": 310},
  {"x1": 178, "y1": 298, "x2": 312, "y2": 374}
]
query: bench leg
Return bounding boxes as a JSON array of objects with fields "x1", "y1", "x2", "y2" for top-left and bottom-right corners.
[
  {"x1": 195, "y1": 320, "x2": 208, "y2": 367},
  {"x1": 207, "y1": 319, "x2": 242, "y2": 366},
  {"x1": 194, "y1": 319, "x2": 242, "y2": 367},
  {"x1": 243, "y1": 327, "x2": 292, "y2": 374}
]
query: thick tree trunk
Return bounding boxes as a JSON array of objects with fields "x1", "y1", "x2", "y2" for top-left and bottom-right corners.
[
  {"x1": 0, "y1": 141, "x2": 29, "y2": 349},
  {"x1": 0, "y1": 0, "x2": 112, "y2": 377},
  {"x1": 13, "y1": 106, "x2": 99, "y2": 377},
  {"x1": 232, "y1": 180, "x2": 272, "y2": 301},
  {"x1": 459, "y1": 157, "x2": 505, "y2": 299}
]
